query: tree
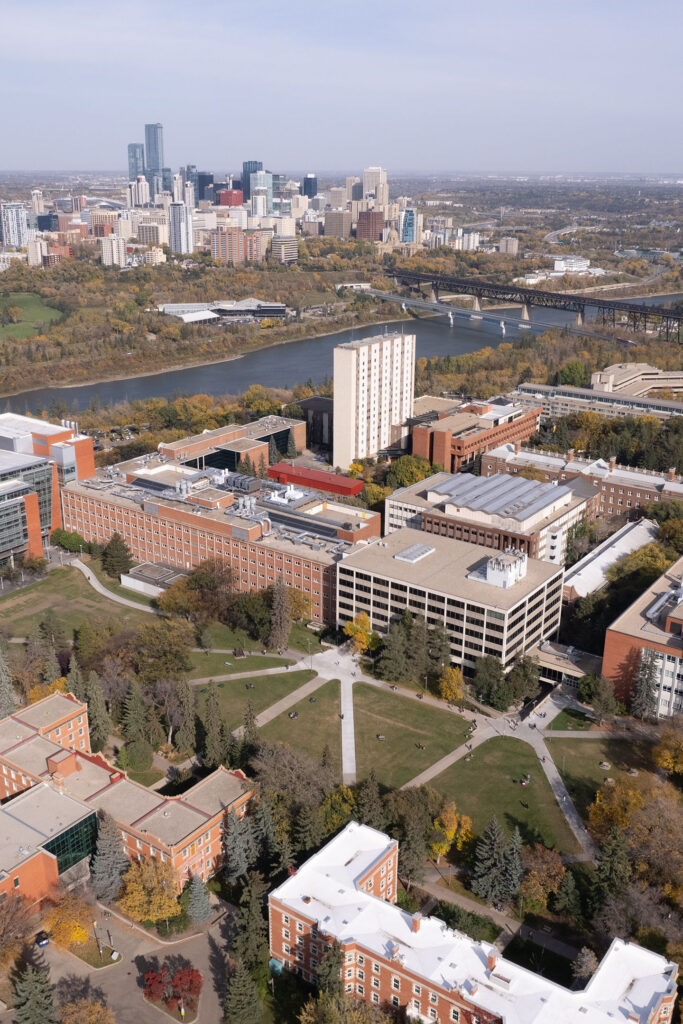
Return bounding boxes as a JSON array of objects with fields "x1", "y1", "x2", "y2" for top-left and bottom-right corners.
[
  {"x1": 590, "y1": 675, "x2": 617, "y2": 724},
  {"x1": 66, "y1": 656, "x2": 86, "y2": 701},
  {"x1": 399, "y1": 816, "x2": 427, "y2": 890},
  {"x1": 507, "y1": 656, "x2": 541, "y2": 703},
  {"x1": 0, "y1": 646, "x2": 17, "y2": 719},
  {"x1": 653, "y1": 719, "x2": 683, "y2": 776},
  {"x1": 552, "y1": 870, "x2": 581, "y2": 918},
  {"x1": 174, "y1": 680, "x2": 196, "y2": 754},
  {"x1": 430, "y1": 802, "x2": 473, "y2": 862},
  {"x1": 268, "y1": 574, "x2": 291, "y2": 652},
  {"x1": 118, "y1": 858, "x2": 179, "y2": 925},
  {"x1": 377, "y1": 622, "x2": 409, "y2": 683},
  {"x1": 13, "y1": 965, "x2": 59, "y2": 1024},
  {"x1": 357, "y1": 769, "x2": 386, "y2": 831},
  {"x1": 316, "y1": 939, "x2": 343, "y2": 996},
  {"x1": 343, "y1": 612, "x2": 372, "y2": 655},
  {"x1": 500, "y1": 826, "x2": 523, "y2": 902},
  {"x1": 59, "y1": 1001, "x2": 115, "y2": 1024},
  {"x1": 572, "y1": 947, "x2": 599, "y2": 985},
  {"x1": 295, "y1": 803, "x2": 323, "y2": 854},
  {"x1": 203, "y1": 683, "x2": 226, "y2": 768},
  {"x1": 122, "y1": 679, "x2": 147, "y2": 742},
  {"x1": 241, "y1": 701, "x2": 259, "y2": 768},
  {"x1": 520, "y1": 845, "x2": 566, "y2": 910},
  {"x1": 84, "y1": 671, "x2": 112, "y2": 751},
  {"x1": 233, "y1": 871, "x2": 269, "y2": 969},
  {"x1": 286, "y1": 429, "x2": 297, "y2": 458},
  {"x1": 438, "y1": 665, "x2": 463, "y2": 704},
  {"x1": 299, "y1": 990, "x2": 392, "y2": 1023},
  {"x1": 223, "y1": 958, "x2": 261, "y2": 1024},
  {"x1": 134, "y1": 619, "x2": 193, "y2": 685},
  {"x1": 41, "y1": 646, "x2": 62, "y2": 685},
  {"x1": 471, "y1": 816, "x2": 507, "y2": 902},
  {"x1": 288, "y1": 586, "x2": 311, "y2": 623},
  {"x1": 187, "y1": 874, "x2": 211, "y2": 923},
  {"x1": 0, "y1": 892, "x2": 34, "y2": 967},
  {"x1": 224, "y1": 808, "x2": 250, "y2": 883},
  {"x1": 268, "y1": 436, "x2": 279, "y2": 465},
  {"x1": 101, "y1": 532, "x2": 133, "y2": 578},
  {"x1": 630, "y1": 649, "x2": 658, "y2": 720},
  {"x1": 473, "y1": 655, "x2": 511, "y2": 711},
  {"x1": 91, "y1": 810, "x2": 130, "y2": 902},
  {"x1": 593, "y1": 827, "x2": 632, "y2": 911},
  {"x1": 44, "y1": 888, "x2": 90, "y2": 947}
]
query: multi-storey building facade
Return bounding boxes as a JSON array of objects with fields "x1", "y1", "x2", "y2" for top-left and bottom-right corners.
[
  {"x1": 482, "y1": 442, "x2": 683, "y2": 520},
  {"x1": 270, "y1": 823, "x2": 678, "y2": 1024},
  {"x1": 1, "y1": 203, "x2": 29, "y2": 249},
  {"x1": 337, "y1": 529, "x2": 563, "y2": 674},
  {"x1": 412, "y1": 400, "x2": 541, "y2": 474},
  {"x1": 510, "y1": 382, "x2": 683, "y2": 422},
  {"x1": 100, "y1": 235, "x2": 127, "y2": 267},
  {"x1": 169, "y1": 202, "x2": 194, "y2": 254},
  {"x1": 333, "y1": 333, "x2": 415, "y2": 470},
  {"x1": 356, "y1": 210, "x2": 385, "y2": 241}
]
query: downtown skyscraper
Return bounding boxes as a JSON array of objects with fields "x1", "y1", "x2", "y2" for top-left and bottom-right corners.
[{"x1": 127, "y1": 142, "x2": 145, "y2": 181}]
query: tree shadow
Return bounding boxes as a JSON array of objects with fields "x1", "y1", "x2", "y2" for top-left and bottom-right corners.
[
  {"x1": 133, "y1": 953, "x2": 160, "y2": 988},
  {"x1": 54, "y1": 974, "x2": 107, "y2": 1007},
  {"x1": 207, "y1": 932, "x2": 228, "y2": 1002}
]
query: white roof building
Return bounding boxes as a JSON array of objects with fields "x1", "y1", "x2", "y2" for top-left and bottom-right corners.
[{"x1": 563, "y1": 518, "x2": 660, "y2": 601}]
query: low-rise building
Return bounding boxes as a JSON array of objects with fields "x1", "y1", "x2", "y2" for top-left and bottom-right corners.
[
  {"x1": 337, "y1": 528, "x2": 563, "y2": 673},
  {"x1": 563, "y1": 518, "x2": 659, "y2": 602},
  {"x1": 269, "y1": 822, "x2": 678, "y2": 1024},
  {"x1": 411, "y1": 399, "x2": 541, "y2": 473},
  {"x1": 510, "y1": 382, "x2": 683, "y2": 422},
  {"x1": 591, "y1": 362, "x2": 683, "y2": 396},
  {"x1": 385, "y1": 472, "x2": 597, "y2": 564},
  {"x1": 270, "y1": 236, "x2": 299, "y2": 264}
]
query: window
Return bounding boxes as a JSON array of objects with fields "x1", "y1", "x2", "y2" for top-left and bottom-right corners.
[
  {"x1": 13, "y1": 877, "x2": 19, "y2": 889},
  {"x1": 392, "y1": 977, "x2": 400, "y2": 991},
  {"x1": 372, "y1": 994, "x2": 379, "y2": 1005},
  {"x1": 283, "y1": 929, "x2": 290, "y2": 940},
  {"x1": 413, "y1": 985, "x2": 422, "y2": 996},
  {"x1": 430, "y1": 1011, "x2": 437, "y2": 1020},
  {"x1": 430, "y1": 993, "x2": 438, "y2": 1004},
  {"x1": 357, "y1": 985, "x2": 364, "y2": 996},
  {"x1": 450, "y1": 1011, "x2": 460, "y2": 1022},
  {"x1": 373, "y1": 962, "x2": 380, "y2": 974},
  {"x1": 392, "y1": 996, "x2": 399, "y2": 1008},
  {"x1": 372, "y1": 978, "x2": 380, "y2": 990}
]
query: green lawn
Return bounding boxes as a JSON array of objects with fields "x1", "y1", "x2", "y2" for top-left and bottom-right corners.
[
  {"x1": 196, "y1": 669, "x2": 316, "y2": 725},
  {"x1": 546, "y1": 738, "x2": 655, "y2": 818},
  {"x1": 260, "y1": 680, "x2": 342, "y2": 775},
  {"x1": 353, "y1": 684, "x2": 471, "y2": 789},
  {"x1": 189, "y1": 650, "x2": 291, "y2": 679},
  {"x1": 86, "y1": 557, "x2": 156, "y2": 607},
  {"x1": 288, "y1": 621, "x2": 326, "y2": 655},
  {"x1": 0, "y1": 292, "x2": 61, "y2": 339},
  {"x1": 0, "y1": 567, "x2": 152, "y2": 639},
  {"x1": 548, "y1": 707, "x2": 593, "y2": 731},
  {"x1": 128, "y1": 768, "x2": 165, "y2": 787},
  {"x1": 205, "y1": 619, "x2": 325, "y2": 656},
  {"x1": 433, "y1": 737, "x2": 581, "y2": 854},
  {"x1": 68, "y1": 938, "x2": 118, "y2": 969}
]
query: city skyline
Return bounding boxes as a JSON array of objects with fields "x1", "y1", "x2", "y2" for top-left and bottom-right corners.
[{"x1": 0, "y1": 0, "x2": 681, "y2": 174}]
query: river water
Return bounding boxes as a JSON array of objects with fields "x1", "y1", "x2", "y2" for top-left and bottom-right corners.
[{"x1": 3, "y1": 292, "x2": 680, "y2": 414}]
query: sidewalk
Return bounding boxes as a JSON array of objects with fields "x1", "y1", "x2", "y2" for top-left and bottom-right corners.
[{"x1": 73, "y1": 558, "x2": 159, "y2": 614}]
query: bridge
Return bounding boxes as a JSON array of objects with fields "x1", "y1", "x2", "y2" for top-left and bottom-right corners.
[{"x1": 386, "y1": 268, "x2": 682, "y2": 341}]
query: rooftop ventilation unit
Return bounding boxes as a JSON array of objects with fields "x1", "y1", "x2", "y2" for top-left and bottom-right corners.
[{"x1": 394, "y1": 543, "x2": 435, "y2": 564}]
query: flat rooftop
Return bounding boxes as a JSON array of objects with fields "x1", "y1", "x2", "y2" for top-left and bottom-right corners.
[
  {"x1": 426, "y1": 473, "x2": 573, "y2": 522},
  {"x1": 606, "y1": 553, "x2": 683, "y2": 648},
  {"x1": 530, "y1": 640, "x2": 603, "y2": 679},
  {"x1": 0, "y1": 413, "x2": 68, "y2": 439},
  {"x1": 181, "y1": 768, "x2": 248, "y2": 817},
  {"x1": 14, "y1": 693, "x2": 84, "y2": 731},
  {"x1": 340, "y1": 528, "x2": 562, "y2": 609},
  {"x1": 564, "y1": 519, "x2": 659, "y2": 599},
  {"x1": 0, "y1": 782, "x2": 94, "y2": 876},
  {"x1": 159, "y1": 415, "x2": 302, "y2": 454},
  {"x1": 337, "y1": 331, "x2": 414, "y2": 350},
  {"x1": 0, "y1": 449, "x2": 50, "y2": 474}
]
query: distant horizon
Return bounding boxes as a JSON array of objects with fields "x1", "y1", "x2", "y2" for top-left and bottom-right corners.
[{"x1": 1, "y1": 168, "x2": 681, "y2": 181}]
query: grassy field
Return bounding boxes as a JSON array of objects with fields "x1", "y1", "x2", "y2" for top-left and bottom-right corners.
[
  {"x1": 0, "y1": 292, "x2": 61, "y2": 339},
  {"x1": 128, "y1": 768, "x2": 165, "y2": 787},
  {"x1": 548, "y1": 707, "x2": 593, "y2": 731},
  {"x1": 0, "y1": 567, "x2": 152, "y2": 638},
  {"x1": 260, "y1": 679, "x2": 342, "y2": 774},
  {"x1": 85, "y1": 557, "x2": 155, "y2": 607},
  {"x1": 353, "y1": 684, "x2": 470, "y2": 789},
  {"x1": 189, "y1": 650, "x2": 291, "y2": 679},
  {"x1": 432, "y1": 737, "x2": 582, "y2": 854},
  {"x1": 204, "y1": 620, "x2": 324, "y2": 655},
  {"x1": 546, "y1": 737, "x2": 655, "y2": 817},
  {"x1": 195, "y1": 669, "x2": 316, "y2": 724}
]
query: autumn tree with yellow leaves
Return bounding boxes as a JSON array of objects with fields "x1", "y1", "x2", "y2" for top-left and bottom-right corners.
[
  {"x1": 118, "y1": 858, "x2": 179, "y2": 926},
  {"x1": 44, "y1": 888, "x2": 90, "y2": 947}
]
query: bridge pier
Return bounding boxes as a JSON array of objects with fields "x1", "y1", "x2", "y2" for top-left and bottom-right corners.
[
  {"x1": 429, "y1": 286, "x2": 439, "y2": 303},
  {"x1": 521, "y1": 304, "x2": 530, "y2": 321},
  {"x1": 448, "y1": 311, "x2": 454, "y2": 326},
  {"x1": 576, "y1": 309, "x2": 584, "y2": 327},
  {"x1": 472, "y1": 296, "x2": 481, "y2": 312}
]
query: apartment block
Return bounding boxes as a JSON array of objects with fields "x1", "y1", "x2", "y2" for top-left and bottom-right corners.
[
  {"x1": 412, "y1": 399, "x2": 541, "y2": 473},
  {"x1": 385, "y1": 472, "x2": 597, "y2": 563},
  {"x1": 482, "y1": 443, "x2": 683, "y2": 520},
  {"x1": 210, "y1": 226, "x2": 267, "y2": 264},
  {"x1": 356, "y1": 210, "x2": 385, "y2": 241},
  {"x1": 99, "y1": 235, "x2": 127, "y2": 267},
  {"x1": 269, "y1": 822, "x2": 678, "y2": 1024},
  {"x1": 337, "y1": 529, "x2": 563, "y2": 673},
  {"x1": 333, "y1": 333, "x2": 415, "y2": 470},
  {"x1": 270, "y1": 236, "x2": 299, "y2": 264}
]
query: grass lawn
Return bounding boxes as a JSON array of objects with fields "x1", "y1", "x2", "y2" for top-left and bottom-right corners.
[
  {"x1": 189, "y1": 650, "x2": 291, "y2": 679},
  {"x1": 546, "y1": 737, "x2": 655, "y2": 818},
  {"x1": 69, "y1": 938, "x2": 118, "y2": 968},
  {"x1": 433, "y1": 737, "x2": 582, "y2": 854},
  {"x1": 434, "y1": 901, "x2": 501, "y2": 943},
  {"x1": 128, "y1": 768, "x2": 165, "y2": 787},
  {"x1": 196, "y1": 669, "x2": 316, "y2": 724},
  {"x1": 260, "y1": 680, "x2": 342, "y2": 774},
  {"x1": 289, "y1": 621, "x2": 326, "y2": 654},
  {"x1": 353, "y1": 684, "x2": 470, "y2": 789},
  {"x1": 548, "y1": 707, "x2": 593, "y2": 731},
  {"x1": 0, "y1": 567, "x2": 152, "y2": 638},
  {"x1": 205, "y1": 620, "x2": 325, "y2": 656},
  {"x1": 85, "y1": 557, "x2": 156, "y2": 607},
  {"x1": 0, "y1": 292, "x2": 61, "y2": 339}
]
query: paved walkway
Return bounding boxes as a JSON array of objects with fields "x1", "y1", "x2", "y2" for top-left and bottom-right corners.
[
  {"x1": 72, "y1": 559, "x2": 159, "y2": 614},
  {"x1": 189, "y1": 663, "x2": 298, "y2": 686}
]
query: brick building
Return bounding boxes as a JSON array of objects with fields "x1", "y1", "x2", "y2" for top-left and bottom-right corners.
[
  {"x1": 412, "y1": 400, "x2": 540, "y2": 474},
  {"x1": 482, "y1": 443, "x2": 683, "y2": 520},
  {"x1": 268, "y1": 463, "x2": 363, "y2": 497},
  {"x1": 269, "y1": 822, "x2": 678, "y2": 1024},
  {"x1": 356, "y1": 210, "x2": 385, "y2": 241}
]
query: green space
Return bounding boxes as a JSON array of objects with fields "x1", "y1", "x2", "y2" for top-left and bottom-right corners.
[
  {"x1": 501, "y1": 935, "x2": 573, "y2": 988},
  {"x1": 205, "y1": 619, "x2": 325, "y2": 657},
  {"x1": 434, "y1": 901, "x2": 500, "y2": 943},
  {"x1": 0, "y1": 292, "x2": 61, "y2": 339},
  {"x1": 128, "y1": 768, "x2": 165, "y2": 788},
  {"x1": 85, "y1": 557, "x2": 156, "y2": 607},
  {"x1": 353, "y1": 684, "x2": 470, "y2": 789},
  {"x1": 196, "y1": 669, "x2": 316, "y2": 725},
  {"x1": 546, "y1": 737, "x2": 655, "y2": 818},
  {"x1": 259, "y1": 971, "x2": 313, "y2": 1024},
  {"x1": 0, "y1": 567, "x2": 152, "y2": 638},
  {"x1": 260, "y1": 680, "x2": 342, "y2": 774},
  {"x1": 433, "y1": 737, "x2": 582, "y2": 854},
  {"x1": 69, "y1": 938, "x2": 118, "y2": 969},
  {"x1": 189, "y1": 650, "x2": 291, "y2": 679},
  {"x1": 288, "y1": 621, "x2": 326, "y2": 655},
  {"x1": 548, "y1": 707, "x2": 593, "y2": 731}
]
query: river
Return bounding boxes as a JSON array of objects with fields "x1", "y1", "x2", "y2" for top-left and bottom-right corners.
[{"x1": 3, "y1": 292, "x2": 681, "y2": 414}]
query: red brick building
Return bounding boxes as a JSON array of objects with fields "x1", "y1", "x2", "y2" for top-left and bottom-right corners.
[
  {"x1": 268, "y1": 463, "x2": 363, "y2": 497},
  {"x1": 356, "y1": 211, "x2": 385, "y2": 241},
  {"x1": 412, "y1": 401, "x2": 540, "y2": 473},
  {"x1": 217, "y1": 189, "x2": 244, "y2": 206}
]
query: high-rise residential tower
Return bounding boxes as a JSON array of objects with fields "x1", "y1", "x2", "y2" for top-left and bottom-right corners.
[
  {"x1": 1, "y1": 203, "x2": 29, "y2": 250},
  {"x1": 333, "y1": 332, "x2": 415, "y2": 469},
  {"x1": 144, "y1": 123, "x2": 164, "y2": 176},
  {"x1": 242, "y1": 160, "x2": 262, "y2": 200},
  {"x1": 363, "y1": 165, "x2": 388, "y2": 204},
  {"x1": 127, "y1": 143, "x2": 145, "y2": 181},
  {"x1": 168, "y1": 202, "x2": 194, "y2": 254},
  {"x1": 31, "y1": 190, "x2": 45, "y2": 216}
]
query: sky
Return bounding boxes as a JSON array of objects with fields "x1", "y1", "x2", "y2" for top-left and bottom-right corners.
[{"x1": 0, "y1": 0, "x2": 681, "y2": 174}]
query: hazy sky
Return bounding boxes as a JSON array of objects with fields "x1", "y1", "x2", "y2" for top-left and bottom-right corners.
[{"x1": 1, "y1": 0, "x2": 681, "y2": 174}]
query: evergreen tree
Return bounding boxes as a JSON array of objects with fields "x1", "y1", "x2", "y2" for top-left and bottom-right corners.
[
  {"x1": 473, "y1": 656, "x2": 511, "y2": 711},
  {"x1": 591, "y1": 675, "x2": 617, "y2": 724},
  {"x1": 276, "y1": 831, "x2": 295, "y2": 874},
  {"x1": 316, "y1": 939, "x2": 344, "y2": 996},
  {"x1": 203, "y1": 683, "x2": 225, "y2": 768},
  {"x1": 85, "y1": 671, "x2": 112, "y2": 752},
  {"x1": 507, "y1": 656, "x2": 541, "y2": 703},
  {"x1": 90, "y1": 811, "x2": 129, "y2": 902},
  {"x1": 268, "y1": 574, "x2": 291, "y2": 652},
  {"x1": 552, "y1": 871, "x2": 581, "y2": 917},
  {"x1": 240, "y1": 701, "x2": 258, "y2": 768},
  {"x1": 399, "y1": 816, "x2": 427, "y2": 890},
  {"x1": 223, "y1": 958, "x2": 261, "y2": 1024},
  {"x1": 251, "y1": 801, "x2": 277, "y2": 875},
  {"x1": 221, "y1": 719, "x2": 235, "y2": 767},
  {"x1": 224, "y1": 809, "x2": 249, "y2": 884},
  {"x1": 0, "y1": 647, "x2": 17, "y2": 719},
  {"x1": 41, "y1": 645, "x2": 62, "y2": 685},
  {"x1": 268, "y1": 436, "x2": 279, "y2": 465},
  {"x1": 357, "y1": 770, "x2": 386, "y2": 831},
  {"x1": 146, "y1": 706, "x2": 166, "y2": 750},
  {"x1": 25, "y1": 622, "x2": 47, "y2": 668},
  {"x1": 427, "y1": 621, "x2": 451, "y2": 679},
  {"x1": 102, "y1": 532, "x2": 133, "y2": 578},
  {"x1": 377, "y1": 622, "x2": 409, "y2": 683},
  {"x1": 406, "y1": 615, "x2": 430, "y2": 686},
  {"x1": 592, "y1": 827, "x2": 632, "y2": 911},
  {"x1": 187, "y1": 873, "x2": 212, "y2": 922},
  {"x1": 286, "y1": 429, "x2": 297, "y2": 458},
  {"x1": 38, "y1": 609, "x2": 68, "y2": 654},
  {"x1": 471, "y1": 816, "x2": 507, "y2": 901},
  {"x1": 174, "y1": 680, "x2": 196, "y2": 753},
  {"x1": 294, "y1": 804, "x2": 323, "y2": 854},
  {"x1": 256, "y1": 455, "x2": 268, "y2": 479},
  {"x1": 75, "y1": 620, "x2": 99, "y2": 669},
  {"x1": 13, "y1": 965, "x2": 59, "y2": 1024},
  {"x1": 122, "y1": 680, "x2": 146, "y2": 742},
  {"x1": 66, "y1": 656, "x2": 86, "y2": 701},
  {"x1": 501, "y1": 826, "x2": 523, "y2": 901},
  {"x1": 233, "y1": 871, "x2": 269, "y2": 969},
  {"x1": 631, "y1": 648, "x2": 658, "y2": 720}
]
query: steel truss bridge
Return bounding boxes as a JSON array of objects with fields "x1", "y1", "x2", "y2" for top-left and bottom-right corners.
[{"x1": 387, "y1": 269, "x2": 682, "y2": 341}]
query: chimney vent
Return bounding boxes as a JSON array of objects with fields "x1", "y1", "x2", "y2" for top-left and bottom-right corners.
[
  {"x1": 609, "y1": 456, "x2": 616, "y2": 471},
  {"x1": 412, "y1": 914, "x2": 422, "y2": 934},
  {"x1": 567, "y1": 448, "x2": 575, "y2": 462},
  {"x1": 668, "y1": 467, "x2": 676, "y2": 482},
  {"x1": 287, "y1": 865, "x2": 297, "y2": 877},
  {"x1": 487, "y1": 952, "x2": 497, "y2": 971}
]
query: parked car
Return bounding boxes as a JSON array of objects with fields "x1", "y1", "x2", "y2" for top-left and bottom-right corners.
[{"x1": 35, "y1": 931, "x2": 50, "y2": 948}]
